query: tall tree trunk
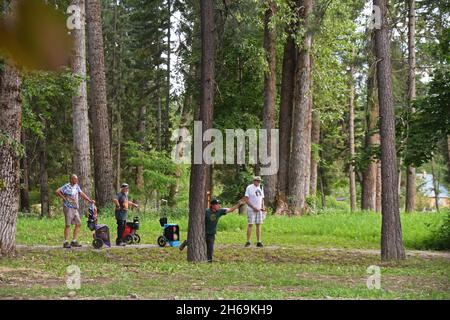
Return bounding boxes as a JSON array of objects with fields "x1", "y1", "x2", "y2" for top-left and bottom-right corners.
[
  {"x1": 0, "y1": 62, "x2": 21, "y2": 256},
  {"x1": 288, "y1": 0, "x2": 314, "y2": 215},
  {"x1": 168, "y1": 86, "x2": 192, "y2": 207},
  {"x1": 376, "y1": 162, "x2": 382, "y2": 212},
  {"x1": 116, "y1": 109, "x2": 122, "y2": 191},
  {"x1": 187, "y1": 0, "x2": 214, "y2": 262},
  {"x1": 261, "y1": 0, "x2": 277, "y2": 208},
  {"x1": 319, "y1": 130, "x2": 326, "y2": 209},
  {"x1": 156, "y1": 38, "x2": 162, "y2": 151},
  {"x1": 431, "y1": 157, "x2": 440, "y2": 212},
  {"x1": 86, "y1": 0, "x2": 114, "y2": 206},
  {"x1": 310, "y1": 110, "x2": 320, "y2": 196},
  {"x1": 374, "y1": 0, "x2": 405, "y2": 261},
  {"x1": 361, "y1": 46, "x2": 379, "y2": 211},
  {"x1": 348, "y1": 66, "x2": 356, "y2": 212},
  {"x1": 71, "y1": 0, "x2": 92, "y2": 211},
  {"x1": 398, "y1": 161, "x2": 402, "y2": 203},
  {"x1": 111, "y1": 1, "x2": 121, "y2": 191},
  {"x1": 275, "y1": 25, "x2": 295, "y2": 214},
  {"x1": 205, "y1": 165, "x2": 213, "y2": 203},
  {"x1": 164, "y1": 0, "x2": 171, "y2": 151},
  {"x1": 405, "y1": 0, "x2": 416, "y2": 212},
  {"x1": 447, "y1": 136, "x2": 450, "y2": 177},
  {"x1": 39, "y1": 121, "x2": 49, "y2": 218},
  {"x1": 135, "y1": 105, "x2": 146, "y2": 191},
  {"x1": 20, "y1": 129, "x2": 30, "y2": 213}
]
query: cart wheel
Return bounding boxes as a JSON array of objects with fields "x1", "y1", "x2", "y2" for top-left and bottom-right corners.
[
  {"x1": 124, "y1": 234, "x2": 134, "y2": 245},
  {"x1": 134, "y1": 234, "x2": 141, "y2": 244},
  {"x1": 93, "y1": 238, "x2": 104, "y2": 249},
  {"x1": 157, "y1": 236, "x2": 166, "y2": 247}
]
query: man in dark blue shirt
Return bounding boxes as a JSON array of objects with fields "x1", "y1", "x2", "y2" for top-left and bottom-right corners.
[{"x1": 205, "y1": 198, "x2": 244, "y2": 262}]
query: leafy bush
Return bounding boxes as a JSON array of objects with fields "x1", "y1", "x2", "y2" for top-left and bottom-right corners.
[
  {"x1": 159, "y1": 206, "x2": 188, "y2": 219},
  {"x1": 424, "y1": 210, "x2": 450, "y2": 250},
  {"x1": 219, "y1": 169, "x2": 253, "y2": 204}
]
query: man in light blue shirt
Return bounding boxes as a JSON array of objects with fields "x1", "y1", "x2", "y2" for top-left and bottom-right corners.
[{"x1": 55, "y1": 174, "x2": 94, "y2": 248}]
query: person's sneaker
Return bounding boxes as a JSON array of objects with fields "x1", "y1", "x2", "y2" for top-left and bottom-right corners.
[
  {"x1": 63, "y1": 242, "x2": 71, "y2": 249},
  {"x1": 256, "y1": 242, "x2": 264, "y2": 247},
  {"x1": 116, "y1": 241, "x2": 126, "y2": 247},
  {"x1": 245, "y1": 241, "x2": 251, "y2": 247},
  {"x1": 70, "y1": 241, "x2": 82, "y2": 248}
]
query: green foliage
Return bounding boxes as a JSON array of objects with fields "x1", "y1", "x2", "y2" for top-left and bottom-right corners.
[
  {"x1": 305, "y1": 195, "x2": 320, "y2": 214},
  {"x1": 218, "y1": 169, "x2": 253, "y2": 204},
  {"x1": 213, "y1": 0, "x2": 266, "y2": 132},
  {"x1": 427, "y1": 210, "x2": 450, "y2": 250},
  {"x1": 125, "y1": 141, "x2": 177, "y2": 197},
  {"x1": 352, "y1": 143, "x2": 380, "y2": 174},
  {"x1": 21, "y1": 69, "x2": 78, "y2": 136},
  {"x1": 403, "y1": 67, "x2": 450, "y2": 167}
]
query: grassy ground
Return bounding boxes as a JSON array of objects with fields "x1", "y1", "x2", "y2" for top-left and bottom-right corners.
[
  {"x1": 1, "y1": 210, "x2": 448, "y2": 300},
  {"x1": 16, "y1": 210, "x2": 447, "y2": 249}
]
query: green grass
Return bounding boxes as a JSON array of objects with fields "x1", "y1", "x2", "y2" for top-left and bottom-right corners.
[
  {"x1": 2, "y1": 210, "x2": 448, "y2": 300},
  {"x1": 0, "y1": 245, "x2": 449, "y2": 299},
  {"x1": 16, "y1": 210, "x2": 448, "y2": 250}
]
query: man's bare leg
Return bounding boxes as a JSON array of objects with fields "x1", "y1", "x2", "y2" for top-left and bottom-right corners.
[
  {"x1": 64, "y1": 226, "x2": 70, "y2": 241},
  {"x1": 256, "y1": 224, "x2": 261, "y2": 243},
  {"x1": 73, "y1": 224, "x2": 81, "y2": 241},
  {"x1": 247, "y1": 224, "x2": 253, "y2": 242}
]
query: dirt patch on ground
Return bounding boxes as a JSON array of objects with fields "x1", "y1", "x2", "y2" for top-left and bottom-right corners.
[
  {"x1": 0, "y1": 266, "x2": 61, "y2": 288},
  {"x1": 0, "y1": 266, "x2": 113, "y2": 291},
  {"x1": 296, "y1": 271, "x2": 449, "y2": 294}
]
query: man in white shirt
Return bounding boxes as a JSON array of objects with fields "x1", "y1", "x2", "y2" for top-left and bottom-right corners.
[{"x1": 243, "y1": 176, "x2": 266, "y2": 247}]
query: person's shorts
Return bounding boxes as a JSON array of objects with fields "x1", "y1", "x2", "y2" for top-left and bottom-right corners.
[
  {"x1": 115, "y1": 210, "x2": 128, "y2": 221},
  {"x1": 247, "y1": 210, "x2": 265, "y2": 225},
  {"x1": 63, "y1": 206, "x2": 81, "y2": 226}
]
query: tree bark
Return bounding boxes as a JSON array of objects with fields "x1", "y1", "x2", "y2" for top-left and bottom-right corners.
[
  {"x1": 111, "y1": 1, "x2": 122, "y2": 192},
  {"x1": 116, "y1": 110, "x2": 122, "y2": 190},
  {"x1": 348, "y1": 66, "x2": 356, "y2": 212},
  {"x1": 361, "y1": 45, "x2": 379, "y2": 211},
  {"x1": 135, "y1": 104, "x2": 146, "y2": 191},
  {"x1": 310, "y1": 110, "x2": 320, "y2": 196},
  {"x1": 156, "y1": 38, "x2": 162, "y2": 151},
  {"x1": 431, "y1": 157, "x2": 440, "y2": 212},
  {"x1": 447, "y1": 136, "x2": 450, "y2": 177},
  {"x1": 0, "y1": 62, "x2": 21, "y2": 256},
  {"x1": 275, "y1": 25, "x2": 295, "y2": 214},
  {"x1": 164, "y1": 0, "x2": 171, "y2": 151},
  {"x1": 39, "y1": 121, "x2": 49, "y2": 218},
  {"x1": 187, "y1": 0, "x2": 214, "y2": 262},
  {"x1": 20, "y1": 128, "x2": 30, "y2": 213},
  {"x1": 261, "y1": 0, "x2": 277, "y2": 208},
  {"x1": 168, "y1": 86, "x2": 192, "y2": 207},
  {"x1": 319, "y1": 130, "x2": 326, "y2": 209},
  {"x1": 86, "y1": 0, "x2": 114, "y2": 206},
  {"x1": 288, "y1": 0, "x2": 314, "y2": 215},
  {"x1": 71, "y1": 0, "x2": 92, "y2": 211},
  {"x1": 374, "y1": 0, "x2": 405, "y2": 261},
  {"x1": 376, "y1": 162, "x2": 381, "y2": 212},
  {"x1": 405, "y1": 0, "x2": 416, "y2": 212}
]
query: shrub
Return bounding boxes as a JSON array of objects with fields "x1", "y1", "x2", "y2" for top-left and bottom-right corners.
[{"x1": 425, "y1": 210, "x2": 450, "y2": 250}]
